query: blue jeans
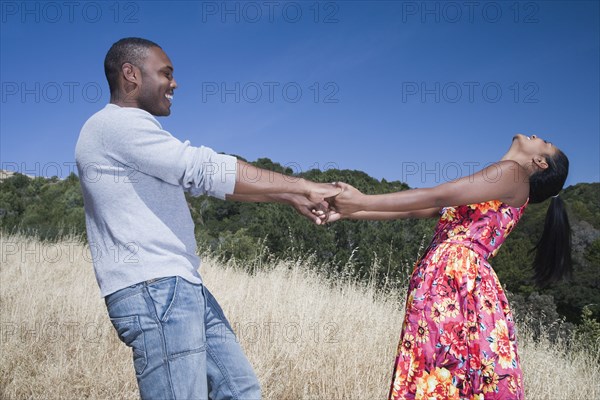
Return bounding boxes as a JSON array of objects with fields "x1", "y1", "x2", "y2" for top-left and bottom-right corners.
[{"x1": 105, "y1": 276, "x2": 261, "y2": 400}]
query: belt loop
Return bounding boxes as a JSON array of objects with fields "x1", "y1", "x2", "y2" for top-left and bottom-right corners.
[{"x1": 145, "y1": 278, "x2": 158, "y2": 286}]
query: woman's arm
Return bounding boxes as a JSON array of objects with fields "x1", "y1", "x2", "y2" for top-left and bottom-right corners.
[
  {"x1": 352, "y1": 208, "x2": 441, "y2": 220},
  {"x1": 324, "y1": 208, "x2": 441, "y2": 223},
  {"x1": 331, "y1": 161, "x2": 530, "y2": 214}
]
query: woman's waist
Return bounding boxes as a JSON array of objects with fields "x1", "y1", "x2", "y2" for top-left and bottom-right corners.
[{"x1": 427, "y1": 238, "x2": 493, "y2": 258}]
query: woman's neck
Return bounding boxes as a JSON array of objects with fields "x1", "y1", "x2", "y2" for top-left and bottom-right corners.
[{"x1": 500, "y1": 150, "x2": 535, "y2": 176}]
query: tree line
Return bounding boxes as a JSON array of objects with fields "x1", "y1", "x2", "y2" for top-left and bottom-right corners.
[{"x1": 1, "y1": 160, "x2": 598, "y2": 328}]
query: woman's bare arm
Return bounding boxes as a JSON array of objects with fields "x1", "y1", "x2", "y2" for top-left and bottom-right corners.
[
  {"x1": 324, "y1": 207, "x2": 441, "y2": 223},
  {"x1": 330, "y1": 161, "x2": 530, "y2": 215}
]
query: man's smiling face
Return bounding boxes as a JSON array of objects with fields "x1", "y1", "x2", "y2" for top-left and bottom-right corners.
[{"x1": 136, "y1": 46, "x2": 177, "y2": 116}]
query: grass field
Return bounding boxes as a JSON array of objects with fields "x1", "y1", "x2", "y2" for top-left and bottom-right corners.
[{"x1": 1, "y1": 234, "x2": 598, "y2": 399}]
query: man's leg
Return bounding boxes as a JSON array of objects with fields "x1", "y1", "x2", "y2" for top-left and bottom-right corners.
[
  {"x1": 203, "y1": 286, "x2": 262, "y2": 400},
  {"x1": 106, "y1": 277, "x2": 209, "y2": 400}
]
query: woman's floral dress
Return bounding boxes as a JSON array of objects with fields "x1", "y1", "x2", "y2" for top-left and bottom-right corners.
[{"x1": 389, "y1": 200, "x2": 527, "y2": 400}]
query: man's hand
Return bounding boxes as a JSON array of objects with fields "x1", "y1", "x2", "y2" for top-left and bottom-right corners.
[
  {"x1": 281, "y1": 193, "x2": 331, "y2": 225},
  {"x1": 262, "y1": 182, "x2": 341, "y2": 225},
  {"x1": 293, "y1": 181, "x2": 341, "y2": 225},
  {"x1": 315, "y1": 208, "x2": 343, "y2": 224},
  {"x1": 228, "y1": 187, "x2": 337, "y2": 225}
]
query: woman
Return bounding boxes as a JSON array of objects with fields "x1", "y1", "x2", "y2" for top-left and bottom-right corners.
[{"x1": 324, "y1": 134, "x2": 571, "y2": 399}]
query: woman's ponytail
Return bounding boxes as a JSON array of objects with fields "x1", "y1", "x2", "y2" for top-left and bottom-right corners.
[
  {"x1": 532, "y1": 196, "x2": 572, "y2": 287},
  {"x1": 528, "y1": 148, "x2": 571, "y2": 287}
]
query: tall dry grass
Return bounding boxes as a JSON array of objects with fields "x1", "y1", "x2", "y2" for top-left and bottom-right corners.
[{"x1": 1, "y1": 234, "x2": 598, "y2": 399}]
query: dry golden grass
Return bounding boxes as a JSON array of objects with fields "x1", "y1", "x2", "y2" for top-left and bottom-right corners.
[{"x1": 1, "y1": 234, "x2": 598, "y2": 399}]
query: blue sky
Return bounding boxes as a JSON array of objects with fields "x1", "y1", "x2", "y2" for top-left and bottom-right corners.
[{"x1": 1, "y1": 0, "x2": 598, "y2": 188}]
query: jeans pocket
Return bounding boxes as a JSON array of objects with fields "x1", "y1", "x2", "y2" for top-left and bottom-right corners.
[
  {"x1": 204, "y1": 286, "x2": 234, "y2": 332},
  {"x1": 147, "y1": 276, "x2": 179, "y2": 322},
  {"x1": 110, "y1": 315, "x2": 147, "y2": 375}
]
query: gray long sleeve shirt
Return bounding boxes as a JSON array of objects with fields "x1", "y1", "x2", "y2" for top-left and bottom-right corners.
[{"x1": 75, "y1": 104, "x2": 237, "y2": 297}]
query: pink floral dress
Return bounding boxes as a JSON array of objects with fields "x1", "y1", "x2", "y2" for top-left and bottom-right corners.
[{"x1": 389, "y1": 200, "x2": 527, "y2": 400}]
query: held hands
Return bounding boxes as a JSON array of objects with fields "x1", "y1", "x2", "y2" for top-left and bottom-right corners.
[
  {"x1": 283, "y1": 181, "x2": 365, "y2": 225},
  {"x1": 304, "y1": 181, "x2": 366, "y2": 225},
  {"x1": 282, "y1": 181, "x2": 343, "y2": 225},
  {"x1": 228, "y1": 164, "x2": 363, "y2": 225}
]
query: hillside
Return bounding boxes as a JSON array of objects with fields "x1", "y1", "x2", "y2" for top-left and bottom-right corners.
[{"x1": 0, "y1": 163, "x2": 598, "y2": 324}]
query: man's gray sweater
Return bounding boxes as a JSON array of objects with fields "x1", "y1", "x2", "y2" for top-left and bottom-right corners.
[{"x1": 75, "y1": 104, "x2": 237, "y2": 297}]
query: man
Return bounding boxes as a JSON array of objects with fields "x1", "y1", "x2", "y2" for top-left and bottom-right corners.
[{"x1": 75, "y1": 37, "x2": 337, "y2": 400}]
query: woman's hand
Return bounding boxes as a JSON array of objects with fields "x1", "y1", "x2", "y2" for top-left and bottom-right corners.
[
  {"x1": 308, "y1": 182, "x2": 364, "y2": 224},
  {"x1": 306, "y1": 181, "x2": 342, "y2": 204},
  {"x1": 327, "y1": 182, "x2": 366, "y2": 215}
]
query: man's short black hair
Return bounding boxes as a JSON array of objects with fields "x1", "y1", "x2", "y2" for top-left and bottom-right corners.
[{"x1": 104, "y1": 37, "x2": 161, "y2": 94}]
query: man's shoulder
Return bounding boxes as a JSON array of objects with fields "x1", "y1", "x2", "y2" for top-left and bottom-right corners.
[
  {"x1": 85, "y1": 103, "x2": 145, "y2": 121},
  {"x1": 83, "y1": 104, "x2": 160, "y2": 131}
]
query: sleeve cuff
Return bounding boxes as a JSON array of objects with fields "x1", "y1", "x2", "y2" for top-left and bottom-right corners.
[{"x1": 208, "y1": 153, "x2": 237, "y2": 200}]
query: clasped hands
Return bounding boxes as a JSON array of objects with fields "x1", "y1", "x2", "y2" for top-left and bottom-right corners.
[{"x1": 287, "y1": 181, "x2": 363, "y2": 225}]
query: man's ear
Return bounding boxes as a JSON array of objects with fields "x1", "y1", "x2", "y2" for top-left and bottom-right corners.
[
  {"x1": 533, "y1": 156, "x2": 549, "y2": 170},
  {"x1": 121, "y1": 62, "x2": 140, "y2": 85}
]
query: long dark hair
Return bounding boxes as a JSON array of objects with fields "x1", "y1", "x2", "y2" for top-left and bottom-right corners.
[{"x1": 528, "y1": 149, "x2": 571, "y2": 287}]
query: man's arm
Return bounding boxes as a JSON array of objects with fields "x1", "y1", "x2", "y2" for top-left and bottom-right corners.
[
  {"x1": 227, "y1": 186, "x2": 336, "y2": 226},
  {"x1": 102, "y1": 110, "x2": 340, "y2": 205},
  {"x1": 225, "y1": 160, "x2": 340, "y2": 224},
  {"x1": 101, "y1": 110, "x2": 338, "y2": 222},
  {"x1": 231, "y1": 160, "x2": 340, "y2": 202},
  {"x1": 102, "y1": 109, "x2": 237, "y2": 199}
]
